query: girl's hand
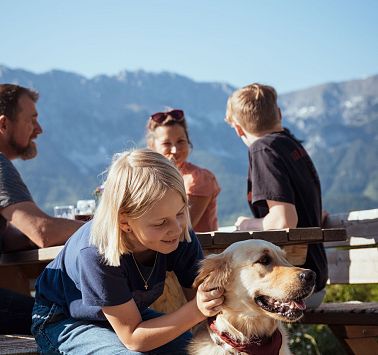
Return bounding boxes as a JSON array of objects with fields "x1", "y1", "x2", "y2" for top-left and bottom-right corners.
[{"x1": 196, "y1": 283, "x2": 224, "y2": 317}]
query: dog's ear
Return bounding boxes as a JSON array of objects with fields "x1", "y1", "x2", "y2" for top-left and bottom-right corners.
[{"x1": 193, "y1": 252, "x2": 232, "y2": 290}]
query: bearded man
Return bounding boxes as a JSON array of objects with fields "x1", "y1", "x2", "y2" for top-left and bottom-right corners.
[{"x1": 0, "y1": 84, "x2": 83, "y2": 334}]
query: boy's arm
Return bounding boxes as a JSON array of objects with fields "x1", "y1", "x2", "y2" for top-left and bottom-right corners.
[{"x1": 235, "y1": 200, "x2": 298, "y2": 231}]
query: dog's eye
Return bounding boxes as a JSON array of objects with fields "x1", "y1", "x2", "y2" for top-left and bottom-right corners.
[{"x1": 257, "y1": 255, "x2": 271, "y2": 265}]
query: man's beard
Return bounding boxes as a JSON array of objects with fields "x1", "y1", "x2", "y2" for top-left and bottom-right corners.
[{"x1": 8, "y1": 137, "x2": 37, "y2": 160}]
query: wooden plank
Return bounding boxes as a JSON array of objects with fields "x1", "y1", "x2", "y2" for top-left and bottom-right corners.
[
  {"x1": 0, "y1": 228, "x2": 349, "y2": 266},
  {"x1": 347, "y1": 209, "x2": 378, "y2": 220},
  {"x1": 325, "y1": 208, "x2": 378, "y2": 226},
  {"x1": 212, "y1": 229, "x2": 290, "y2": 247},
  {"x1": 212, "y1": 231, "x2": 252, "y2": 247},
  {"x1": 0, "y1": 246, "x2": 63, "y2": 265},
  {"x1": 324, "y1": 209, "x2": 378, "y2": 238},
  {"x1": 284, "y1": 228, "x2": 320, "y2": 265},
  {"x1": 302, "y1": 302, "x2": 378, "y2": 325},
  {"x1": 322, "y1": 228, "x2": 348, "y2": 242},
  {"x1": 0, "y1": 335, "x2": 38, "y2": 354},
  {"x1": 327, "y1": 247, "x2": 378, "y2": 284},
  {"x1": 344, "y1": 325, "x2": 378, "y2": 338},
  {"x1": 248, "y1": 230, "x2": 288, "y2": 244},
  {"x1": 328, "y1": 325, "x2": 355, "y2": 355},
  {"x1": 288, "y1": 227, "x2": 322, "y2": 241},
  {"x1": 196, "y1": 233, "x2": 213, "y2": 248},
  {"x1": 0, "y1": 266, "x2": 30, "y2": 295},
  {"x1": 283, "y1": 244, "x2": 308, "y2": 265},
  {"x1": 325, "y1": 235, "x2": 378, "y2": 248},
  {"x1": 345, "y1": 338, "x2": 378, "y2": 355}
]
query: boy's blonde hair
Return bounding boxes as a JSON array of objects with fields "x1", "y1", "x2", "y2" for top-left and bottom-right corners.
[
  {"x1": 225, "y1": 83, "x2": 280, "y2": 134},
  {"x1": 90, "y1": 148, "x2": 191, "y2": 266}
]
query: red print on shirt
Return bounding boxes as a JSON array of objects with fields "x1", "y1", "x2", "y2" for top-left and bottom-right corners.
[{"x1": 291, "y1": 147, "x2": 307, "y2": 161}]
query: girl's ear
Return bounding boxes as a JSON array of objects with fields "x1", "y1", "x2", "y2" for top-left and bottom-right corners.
[
  {"x1": 193, "y1": 252, "x2": 232, "y2": 290},
  {"x1": 119, "y1": 214, "x2": 131, "y2": 233}
]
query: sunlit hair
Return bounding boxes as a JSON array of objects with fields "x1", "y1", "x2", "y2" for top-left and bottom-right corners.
[
  {"x1": 146, "y1": 109, "x2": 193, "y2": 149},
  {"x1": 90, "y1": 148, "x2": 191, "y2": 266},
  {"x1": 225, "y1": 83, "x2": 280, "y2": 134},
  {"x1": 0, "y1": 84, "x2": 39, "y2": 121}
]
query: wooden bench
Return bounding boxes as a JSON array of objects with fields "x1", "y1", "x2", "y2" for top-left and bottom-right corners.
[
  {"x1": 0, "y1": 336, "x2": 37, "y2": 355},
  {"x1": 301, "y1": 209, "x2": 378, "y2": 355},
  {"x1": 0, "y1": 226, "x2": 347, "y2": 354},
  {"x1": 0, "y1": 210, "x2": 375, "y2": 354}
]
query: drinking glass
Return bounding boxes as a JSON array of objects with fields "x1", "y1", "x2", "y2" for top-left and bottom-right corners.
[
  {"x1": 53, "y1": 205, "x2": 75, "y2": 219},
  {"x1": 75, "y1": 199, "x2": 96, "y2": 221}
]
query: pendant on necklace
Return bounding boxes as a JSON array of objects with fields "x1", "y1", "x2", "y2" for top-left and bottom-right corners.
[{"x1": 144, "y1": 283, "x2": 148, "y2": 290}]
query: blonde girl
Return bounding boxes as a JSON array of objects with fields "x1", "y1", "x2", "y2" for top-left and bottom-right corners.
[{"x1": 31, "y1": 149, "x2": 223, "y2": 354}]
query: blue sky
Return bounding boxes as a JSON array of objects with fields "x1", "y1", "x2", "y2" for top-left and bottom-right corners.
[{"x1": 2, "y1": 0, "x2": 378, "y2": 93}]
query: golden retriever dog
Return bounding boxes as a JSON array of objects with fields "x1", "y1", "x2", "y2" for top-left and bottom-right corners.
[{"x1": 188, "y1": 239, "x2": 315, "y2": 355}]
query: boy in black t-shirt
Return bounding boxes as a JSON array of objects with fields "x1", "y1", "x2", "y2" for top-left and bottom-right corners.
[{"x1": 225, "y1": 83, "x2": 328, "y2": 307}]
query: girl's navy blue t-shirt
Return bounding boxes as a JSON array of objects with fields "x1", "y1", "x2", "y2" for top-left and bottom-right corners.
[{"x1": 35, "y1": 221, "x2": 203, "y2": 321}]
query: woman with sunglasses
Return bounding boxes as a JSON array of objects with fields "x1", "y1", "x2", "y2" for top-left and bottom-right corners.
[{"x1": 146, "y1": 109, "x2": 220, "y2": 233}]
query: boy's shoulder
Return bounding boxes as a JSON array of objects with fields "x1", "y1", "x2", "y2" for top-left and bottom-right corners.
[{"x1": 250, "y1": 131, "x2": 287, "y2": 151}]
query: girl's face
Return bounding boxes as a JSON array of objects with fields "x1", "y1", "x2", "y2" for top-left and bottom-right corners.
[
  {"x1": 151, "y1": 124, "x2": 189, "y2": 167},
  {"x1": 124, "y1": 189, "x2": 188, "y2": 254}
]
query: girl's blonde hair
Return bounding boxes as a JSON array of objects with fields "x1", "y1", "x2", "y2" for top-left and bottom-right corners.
[{"x1": 90, "y1": 148, "x2": 191, "y2": 266}]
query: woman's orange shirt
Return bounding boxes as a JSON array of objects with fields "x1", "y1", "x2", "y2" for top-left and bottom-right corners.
[{"x1": 179, "y1": 161, "x2": 220, "y2": 232}]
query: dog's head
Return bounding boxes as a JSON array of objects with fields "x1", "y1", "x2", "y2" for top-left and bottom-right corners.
[{"x1": 194, "y1": 239, "x2": 315, "y2": 322}]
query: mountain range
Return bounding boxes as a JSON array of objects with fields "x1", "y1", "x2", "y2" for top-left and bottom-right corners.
[{"x1": 1, "y1": 65, "x2": 377, "y2": 225}]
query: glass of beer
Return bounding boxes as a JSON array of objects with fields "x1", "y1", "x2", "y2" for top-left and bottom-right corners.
[{"x1": 75, "y1": 200, "x2": 96, "y2": 221}]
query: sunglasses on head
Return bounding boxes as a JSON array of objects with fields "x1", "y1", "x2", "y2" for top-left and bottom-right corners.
[{"x1": 150, "y1": 109, "x2": 185, "y2": 124}]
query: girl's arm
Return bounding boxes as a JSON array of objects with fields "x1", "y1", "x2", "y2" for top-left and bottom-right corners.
[{"x1": 102, "y1": 284, "x2": 223, "y2": 352}]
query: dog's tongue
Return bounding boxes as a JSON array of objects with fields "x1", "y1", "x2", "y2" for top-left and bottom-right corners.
[{"x1": 292, "y1": 300, "x2": 306, "y2": 310}]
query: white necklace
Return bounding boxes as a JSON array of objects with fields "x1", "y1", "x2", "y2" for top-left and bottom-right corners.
[{"x1": 131, "y1": 252, "x2": 158, "y2": 290}]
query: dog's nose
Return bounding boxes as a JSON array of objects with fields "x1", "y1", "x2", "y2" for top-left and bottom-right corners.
[{"x1": 299, "y1": 270, "x2": 316, "y2": 284}]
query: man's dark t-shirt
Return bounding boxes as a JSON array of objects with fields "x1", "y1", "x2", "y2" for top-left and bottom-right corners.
[
  {"x1": 0, "y1": 153, "x2": 33, "y2": 250},
  {"x1": 247, "y1": 129, "x2": 328, "y2": 292}
]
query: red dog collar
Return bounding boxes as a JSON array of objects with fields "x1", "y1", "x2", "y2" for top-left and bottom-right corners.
[{"x1": 208, "y1": 317, "x2": 282, "y2": 355}]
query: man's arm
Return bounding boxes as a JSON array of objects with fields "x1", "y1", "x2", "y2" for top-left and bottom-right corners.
[
  {"x1": 235, "y1": 200, "x2": 298, "y2": 231},
  {"x1": 1, "y1": 224, "x2": 38, "y2": 251},
  {"x1": 1, "y1": 201, "x2": 84, "y2": 249}
]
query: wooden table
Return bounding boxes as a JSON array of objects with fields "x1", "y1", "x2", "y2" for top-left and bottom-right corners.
[{"x1": 0, "y1": 227, "x2": 346, "y2": 266}]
